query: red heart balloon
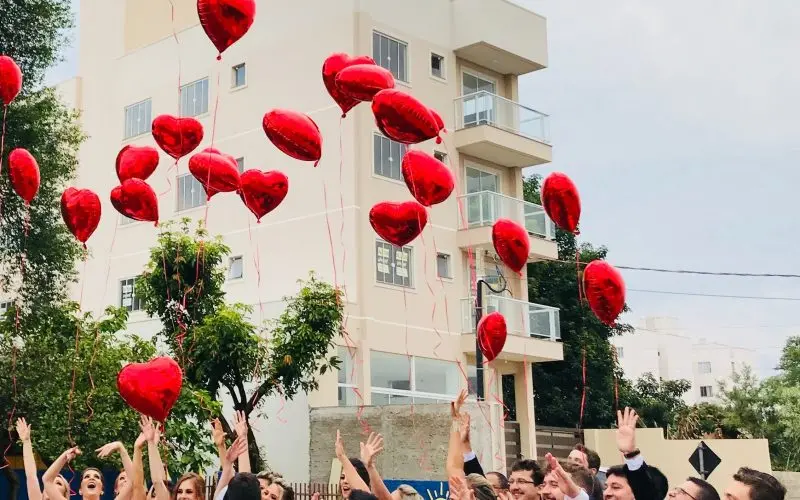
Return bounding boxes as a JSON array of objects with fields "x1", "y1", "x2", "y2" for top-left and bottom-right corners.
[
  {"x1": 188, "y1": 147, "x2": 241, "y2": 199},
  {"x1": 117, "y1": 356, "x2": 183, "y2": 422},
  {"x1": 152, "y1": 115, "x2": 204, "y2": 160},
  {"x1": 430, "y1": 108, "x2": 446, "y2": 134},
  {"x1": 0, "y1": 56, "x2": 22, "y2": 106},
  {"x1": 335, "y1": 64, "x2": 395, "y2": 103},
  {"x1": 541, "y1": 172, "x2": 581, "y2": 234},
  {"x1": 262, "y1": 109, "x2": 322, "y2": 166},
  {"x1": 477, "y1": 311, "x2": 507, "y2": 362},
  {"x1": 372, "y1": 89, "x2": 441, "y2": 145},
  {"x1": 116, "y1": 145, "x2": 159, "y2": 183},
  {"x1": 401, "y1": 150, "x2": 454, "y2": 206},
  {"x1": 322, "y1": 53, "x2": 376, "y2": 117},
  {"x1": 61, "y1": 188, "x2": 101, "y2": 245},
  {"x1": 492, "y1": 218, "x2": 530, "y2": 273},
  {"x1": 110, "y1": 179, "x2": 159, "y2": 224},
  {"x1": 7, "y1": 148, "x2": 40, "y2": 204},
  {"x1": 583, "y1": 260, "x2": 625, "y2": 327},
  {"x1": 197, "y1": 0, "x2": 256, "y2": 58},
  {"x1": 369, "y1": 201, "x2": 428, "y2": 247},
  {"x1": 239, "y1": 169, "x2": 288, "y2": 222}
]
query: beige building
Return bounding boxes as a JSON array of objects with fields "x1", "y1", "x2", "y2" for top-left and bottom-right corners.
[{"x1": 64, "y1": 0, "x2": 563, "y2": 480}]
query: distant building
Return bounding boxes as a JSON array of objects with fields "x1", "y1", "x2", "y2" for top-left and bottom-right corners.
[{"x1": 610, "y1": 317, "x2": 755, "y2": 404}]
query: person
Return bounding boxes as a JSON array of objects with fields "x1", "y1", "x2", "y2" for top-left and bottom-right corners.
[
  {"x1": 567, "y1": 445, "x2": 603, "y2": 499},
  {"x1": 668, "y1": 477, "x2": 719, "y2": 500},
  {"x1": 486, "y1": 472, "x2": 510, "y2": 496},
  {"x1": 96, "y1": 438, "x2": 137, "y2": 500},
  {"x1": 466, "y1": 474, "x2": 497, "y2": 500},
  {"x1": 43, "y1": 448, "x2": 107, "y2": 500},
  {"x1": 173, "y1": 472, "x2": 206, "y2": 500},
  {"x1": 602, "y1": 407, "x2": 658, "y2": 500},
  {"x1": 723, "y1": 467, "x2": 786, "y2": 500},
  {"x1": 568, "y1": 446, "x2": 589, "y2": 469},
  {"x1": 335, "y1": 430, "x2": 372, "y2": 499},
  {"x1": 540, "y1": 454, "x2": 594, "y2": 500},
  {"x1": 508, "y1": 459, "x2": 544, "y2": 500},
  {"x1": 225, "y1": 473, "x2": 261, "y2": 500},
  {"x1": 16, "y1": 418, "x2": 69, "y2": 500}
]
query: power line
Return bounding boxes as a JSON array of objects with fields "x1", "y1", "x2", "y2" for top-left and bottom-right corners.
[
  {"x1": 627, "y1": 288, "x2": 800, "y2": 301},
  {"x1": 550, "y1": 259, "x2": 800, "y2": 278}
]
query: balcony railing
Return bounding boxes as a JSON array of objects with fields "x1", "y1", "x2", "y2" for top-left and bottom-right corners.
[
  {"x1": 458, "y1": 190, "x2": 555, "y2": 240},
  {"x1": 454, "y1": 91, "x2": 550, "y2": 144},
  {"x1": 461, "y1": 295, "x2": 561, "y2": 341}
]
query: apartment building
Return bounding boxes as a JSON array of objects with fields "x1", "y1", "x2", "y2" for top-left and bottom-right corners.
[
  {"x1": 63, "y1": 0, "x2": 562, "y2": 480},
  {"x1": 611, "y1": 317, "x2": 755, "y2": 405}
]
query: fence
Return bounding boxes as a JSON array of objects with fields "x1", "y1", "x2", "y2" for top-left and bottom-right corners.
[{"x1": 536, "y1": 426, "x2": 584, "y2": 460}]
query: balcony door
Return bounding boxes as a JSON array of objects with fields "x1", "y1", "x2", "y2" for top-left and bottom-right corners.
[
  {"x1": 462, "y1": 71, "x2": 497, "y2": 127},
  {"x1": 466, "y1": 166, "x2": 499, "y2": 226}
]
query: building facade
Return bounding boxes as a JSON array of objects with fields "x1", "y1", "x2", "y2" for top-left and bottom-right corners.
[
  {"x1": 64, "y1": 0, "x2": 562, "y2": 480},
  {"x1": 611, "y1": 317, "x2": 755, "y2": 405}
]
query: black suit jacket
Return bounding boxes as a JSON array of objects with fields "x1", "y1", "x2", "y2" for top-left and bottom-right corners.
[
  {"x1": 464, "y1": 455, "x2": 485, "y2": 477},
  {"x1": 625, "y1": 460, "x2": 658, "y2": 500}
]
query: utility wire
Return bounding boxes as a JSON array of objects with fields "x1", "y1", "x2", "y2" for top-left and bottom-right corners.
[
  {"x1": 549, "y1": 259, "x2": 800, "y2": 279},
  {"x1": 627, "y1": 289, "x2": 800, "y2": 301}
]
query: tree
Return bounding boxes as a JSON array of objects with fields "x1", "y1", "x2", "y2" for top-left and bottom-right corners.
[
  {"x1": 524, "y1": 174, "x2": 633, "y2": 428},
  {"x1": 673, "y1": 403, "x2": 741, "y2": 440},
  {"x1": 136, "y1": 220, "x2": 344, "y2": 470},
  {"x1": 623, "y1": 373, "x2": 691, "y2": 429}
]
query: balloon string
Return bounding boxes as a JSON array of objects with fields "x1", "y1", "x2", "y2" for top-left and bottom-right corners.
[
  {"x1": 0, "y1": 105, "x2": 7, "y2": 220},
  {"x1": 579, "y1": 347, "x2": 587, "y2": 429},
  {"x1": 66, "y1": 253, "x2": 89, "y2": 446},
  {"x1": 322, "y1": 183, "x2": 339, "y2": 291},
  {"x1": 245, "y1": 217, "x2": 265, "y2": 322},
  {"x1": 576, "y1": 242, "x2": 582, "y2": 302},
  {"x1": 159, "y1": 159, "x2": 178, "y2": 198},
  {"x1": 210, "y1": 65, "x2": 221, "y2": 147}
]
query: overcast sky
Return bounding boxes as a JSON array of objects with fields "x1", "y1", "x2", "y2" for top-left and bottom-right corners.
[{"x1": 47, "y1": 0, "x2": 800, "y2": 376}]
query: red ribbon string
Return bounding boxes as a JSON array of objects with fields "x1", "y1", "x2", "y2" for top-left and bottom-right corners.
[{"x1": 579, "y1": 347, "x2": 587, "y2": 428}]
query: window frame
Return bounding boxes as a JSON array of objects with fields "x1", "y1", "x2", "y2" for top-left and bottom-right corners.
[
  {"x1": 175, "y1": 172, "x2": 207, "y2": 212},
  {"x1": 228, "y1": 255, "x2": 244, "y2": 281},
  {"x1": 119, "y1": 276, "x2": 143, "y2": 312},
  {"x1": 123, "y1": 98, "x2": 152, "y2": 140},
  {"x1": 179, "y1": 77, "x2": 210, "y2": 117},
  {"x1": 337, "y1": 346, "x2": 359, "y2": 407},
  {"x1": 370, "y1": 351, "x2": 462, "y2": 405},
  {"x1": 698, "y1": 361, "x2": 712, "y2": 374},
  {"x1": 235, "y1": 157, "x2": 245, "y2": 173},
  {"x1": 231, "y1": 63, "x2": 247, "y2": 89},
  {"x1": 375, "y1": 239, "x2": 414, "y2": 289},
  {"x1": 436, "y1": 252, "x2": 453, "y2": 280},
  {"x1": 372, "y1": 132, "x2": 408, "y2": 182},
  {"x1": 372, "y1": 30, "x2": 409, "y2": 83},
  {"x1": 700, "y1": 385, "x2": 713, "y2": 398},
  {"x1": 429, "y1": 51, "x2": 446, "y2": 81},
  {"x1": 434, "y1": 150, "x2": 448, "y2": 163}
]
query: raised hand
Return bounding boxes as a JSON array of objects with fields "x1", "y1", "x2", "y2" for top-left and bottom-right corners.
[
  {"x1": 335, "y1": 430, "x2": 346, "y2": 459},
  {"x1": 16, "y1": 418, "x2": 31, "y2": 442},
  {"x1": 616, "y1": 407, "x2": 639, "y2": 454},
  {"x1": 546, "y1": 453, "x2": 581, "y2": 498},
  {"x1": 234, "y1": 410, "x2": 248, "y2": 439},
  {"x1": 140, "y1": 415, "x2": 159, "y2": 443},
  {"x1": 359, "y1": 432, "x2": 384, "y2": 467},
  {"x1": 458, "y1": 412, "x2": 471, "y2": 445},
  {"x1": 225, "y1": 435, "x2": 248, "y2": 463},
  {"x1": 64, "y1": 447, "x2": 81, "y2": 463},
  {"x1": 96, "y1": 441, "x2": 123, "y2": 458},
  {"x1": 450, "y1": 389, "x2": 468, "y2": 420},
  {"x1": 448, "y1": 475, "x2": 475, "y2": 500},
  {"x1": 211, "y1": 418, "x2": 225, "y2": 448}
]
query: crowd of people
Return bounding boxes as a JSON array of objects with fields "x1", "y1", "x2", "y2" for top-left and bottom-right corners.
[{"x1": 11, "y1": 391, "x2": 789, "y2": 500}]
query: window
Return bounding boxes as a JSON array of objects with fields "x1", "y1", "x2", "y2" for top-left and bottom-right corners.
[
  {"x1": 180, "y1": 78, "x2": 210, "y2": 117},
  {"x1": 436, "y1": 253, "x2": 452, "y2": 279},
  {"x1": 462, "y1": 72, "x2": 496, "y2": 127},
  {"x1": 123, "y1": 99, "x2": 152, "y2": 139},
  {"x1": 231, "y1": 63, "x2": 246, "y2": 88},
  {"x1": 376, "y1": 240, "x2": 413, "y2": 288},
  {"x1": 120, "y1": 215, "x2": 135, "y2": 226},
  {"x1": 236, "y1": 157, "x2": 245, "y2": 173},
  {"x1": 120, "y1": 277, "x2": 142, "y2": 312},
  {"x1": 434, "y1": 151, "x2": 447, "y2": 163},
  {"x1": 370, "y1": 351, "x2": 460, "y2": 404},
  {"x1": 430, "y1": 53, "x2": 445, "y2": 80},
  {"x1": 373, "y1": 133, "x2": 407, "y2": 180},
  {"x1": 228, "y1": 256, "x2": 243, "y2": 280},
  {"x1": 700, "y1": 386, "x2": 713, "y2": 398},
  {"x1": 0, "y1": 301, "x2": 11, "y2": 315},
  {"x1": 466, "y1": 167, "x2": 500, "y2": 226},
  {"x1": 176, "y1": 173, "x2": 206, "y2": 211},
  {"x1": 616, "y1": 346, "x2": 624, "y2": 359},
  {"x1": 698, "y1": 361, "x2": 712, "y2": 374},
  {"x1": 337, "y1": 346, "x2": 359, "y2": 406},
  {"x1": 373, "y1": 31, "x2": 408, "y2": 82}
]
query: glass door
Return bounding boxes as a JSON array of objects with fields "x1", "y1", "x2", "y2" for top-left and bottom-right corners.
[
  {"x1": 466, "y1": 167, "x2": 499, "y2": 226},
  {"x1": 462, "y1": 72, "x2": 497, "y2": 127}
]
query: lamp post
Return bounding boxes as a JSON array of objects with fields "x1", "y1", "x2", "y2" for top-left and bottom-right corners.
[{"x1": 474, "y1": 275, "x2": 508, "y2": 401}]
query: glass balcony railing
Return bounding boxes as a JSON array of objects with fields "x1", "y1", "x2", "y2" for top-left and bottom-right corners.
[
  {"x1": 454, "y1": 91, "x2": 551, "y2": 144},
  {"x1": 461, "y1": 295, "x2": 561, "y2": 341},
  {"x1": 458, "y1": 190, "x2": 555, "y2": 240}
]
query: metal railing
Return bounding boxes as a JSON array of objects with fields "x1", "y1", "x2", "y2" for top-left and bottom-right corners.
[
  {"x1": 454, "y1": 91, "x2": 550, "y2": 144},
  {"x1": 461, "y1": 295, "x2": 560, "y2": 341},
  {"x1": 458, "y1": 190, "x2": 555, "y2": 240}
]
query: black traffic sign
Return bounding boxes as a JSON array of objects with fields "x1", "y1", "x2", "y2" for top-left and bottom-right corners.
[{"x1": 689, "y1": 441, "x2": 721, "y2": 479}]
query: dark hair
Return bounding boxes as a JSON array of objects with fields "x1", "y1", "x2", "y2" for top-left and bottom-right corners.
[
  {"x1": 686, "y1": 477, "x2": 720, "y2": 500},
  {"x1": 585, "y1": 449, "x2": 601, "y2": 470},
  {"x1": 486, "y1": 472, "x2": 509, "y2": 491},
  {"x1": 349, "y1": 458, "x2": 371, "y2": 488},
  {"x1": 510, "y1": 459, "x2": 544, "y2": 486},
  {"x1": 733, "y1": 467, "x2": 786, "y2": 500},
  {"x1": 349, "y1": 491, "x2": 378, "y2": 500},
  {"x1": 227, "y1": 473, "x2": 260, "y2": 500},
  {"x1": 281, "y1": 484, "x2": 295, "y2": 500},
  {"x1": 605, "y1": 465, "x2": 628, "y2": 481},
  {"x1": 544, "y1": 460, "x2": 593, "y2": 493},
  {"x1": 647, "y1": 465, "x2": 669, "y2": 499}
]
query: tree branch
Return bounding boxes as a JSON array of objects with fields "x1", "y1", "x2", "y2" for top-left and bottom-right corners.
[
  {"x1": 246, "y1": 379, "x2": 278, "y2": 414},
  {"x1": 222, "y1": 381, "x2": 241, "y2": 408},
  {"x1": 234, "y1": 368, "x2": 248, "y2": 413}
]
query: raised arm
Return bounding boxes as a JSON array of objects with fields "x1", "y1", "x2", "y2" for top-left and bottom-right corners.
[
  {"x1": 141, "y1": 416, "x2": 170, "y2": 500},
  {"x1": 359, "y1": 433, "x2": 391, "y2": 500},
  {"x1": 215, "y1": 435, "x2": 248, "y2": 500},
  {"x1": 43, "y1": 448, "x2": 80, "y2": 500},
  {"x1": 233, "y1": 411, "x2": 251, "y2": 473},
  {"x1": 617, "y1": 407, "x2": 657, "y2": 500},
  {"x1": 131, "y1": 430, "x2": 147, "y2": 500},
  {"x1": 335, "y1": 430, "x2": 370, "y2": 492},
  {"x1": 97, "y1": 439, "x2": 136, "y2": 500},
  {"x1": 446, "y1": 401, "x2": 469, "y2": 482},
  {"x1": 16, "y1": 418, "x2": 42, "y2": 500}
]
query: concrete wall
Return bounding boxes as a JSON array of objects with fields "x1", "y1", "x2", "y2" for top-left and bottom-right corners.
[
  {"x1": 584, "y1": 428, "x2": 771, "y2": 495},
  {"x1": 772, "y1": 472, "x2": 800, "y2": 499},
  {"x1": 309, "y1": 403, "x2": 505, "y2": 483}
]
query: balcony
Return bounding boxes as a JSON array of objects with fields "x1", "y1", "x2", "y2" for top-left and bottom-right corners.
[
  {"x1": 453, "y1": 92, "x2": 552, "y2": 168},
  {"x1": 460, "y1": 295, "x2": 563, "y2": 362},
  {"x1": 456, "y1": 190, "x2": 558, "y2": 261},
  {"x1": 451, "y1": 0, "x2": 548, "y2": 76}
]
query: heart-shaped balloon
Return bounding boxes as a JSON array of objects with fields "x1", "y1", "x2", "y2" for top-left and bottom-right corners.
[
  {"x1": 492, "y1": 218, "x2": 530, "y2": 273},
  {"x1": 541, "y1": 172, "x2": 581, "y2": 234},
  {"x1": 372, "y1": 89, "x2": 441, "y2": 145},
  {"x1": 262, "y1": 109, "x2": 322, "y2": 166},
  {"x1": 477, "y1": 311, "x2": 507, "y2": 362},
  {"x1": 61, "y1": 188, "x2": 101, "y2": 245},
  {"x1": 239, "y1": 169, "x2": 288, "y2": 222},
  {"x1": 335, "y1": 64, "x2": 395, "y2": 103},
  {"x1": 322, "y1": 53, "x2": 376, "y2": 117},
  {"x1": 116, "y1": 145, "x2": 159, "y2": 182},
  {"x1": 197, "y1": 0, "x2": 256, "y2": 58},
  {"x1": 110, "y1": 179, "x2": 159, "y2": 224},
  {"x1": 583, "y1": 260, "x2": 625, "y2": 327},
  {"x1": 117, "y1": 356, "x2": 183, "y2": 422},
  {"x1": 0, "y1": 56, "x2": 23, "y2": 106},
  {"x1": 430, "y1": 108, "x2": 446, "y2": 134},
  {"x1": 188, "y1": 147, "x2": 241, "y2": 199},
  {"x1": 8, "y1": 148, "x2": 40, "y2": 204},
  {"x1": 401, "y1": 150, "x2": 454, "y2": 207},
  {"x1": 152, "y1": 114, "x2": 204, "y2": 160},
  {"x1": 369, "y1": 200, "x2": 428, "y2": 247}
]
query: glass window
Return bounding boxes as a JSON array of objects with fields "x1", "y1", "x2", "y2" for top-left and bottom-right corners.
[
  {"x1": 415, "y1": 357, "x2": 459, "y2": 395},
  {"x1": 434, "y1": 151, "x2": 447, "y2": 163},
  {"x1": 700, "y1": 386, "x2": 713, "y2": 398},
  {"x1": 120, "y1": 277, "x2": 142, "y2": 312},
  {"x1": 616, "y1": 346, "x2": 624, "y2": 358},
  {"x1": 371, "y1": 352, "x2": 411, "y2": 391},
  {"x1": 120, "y1": 215, "x2": 135, "y2": 226},
  {"x1": 698, "y1": 361, "x2": 712, "y2": 374},
  {"x1": 436, "y1": 253, "x2": 452, "y2": 279},
  {"x1": 228, "y1": 256, "x2": 243, "y2": 280},
  {"x1": 370, "y1": 352, "x2": 461, "y2": 405},
  {"x1": 236, "y1": 157, "x2": 245, "y2": 173},
  {"x1": 232, "y1": 63, "x2": 246, "y2": 88},
  {"x1": 376, "y1": 240, "x2": 413, "y2": 288},
  {"x1": 180, "y1": 78, "x2": 210, "y2": 117},
  {"x1": 373, "y1": 32, "x2": 408, "y2": 82},
  {"x1": 123, "y1": 99, "x2": 152, "y2": 139},
  {"x1": 176, "y1": 173, "x2": 206, "y2": 211},
  {"x1": 466, "y1": 167, "x2": 500, "y2": 226},
  {"x1": 431, "y1": 53, "x2": 445, "y2": 79},
  {"x1": 0, "y1": 301, "x2": 11, "y2": 314},
  {"x1": 462, "y1": 73, "x2": 496, "y2": 127},
  {"x1": 337, "y1": 346, "x2": 358, "y2": 406},
  {"x1": 373, "y1": 133, "x2": 406, "y2": 180}
]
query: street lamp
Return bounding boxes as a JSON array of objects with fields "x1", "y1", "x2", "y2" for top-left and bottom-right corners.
[{"x1": 474, "y1": 274, "x2": 509, "y2": 401}]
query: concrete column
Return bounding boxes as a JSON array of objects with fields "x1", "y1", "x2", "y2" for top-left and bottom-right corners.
[{"x1": 513, "y1": 361, "x2": 537, "y2": 458}]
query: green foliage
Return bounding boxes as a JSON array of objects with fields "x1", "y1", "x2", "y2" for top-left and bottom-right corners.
[
  {"x1": 524, "y1": 174, "x2": 633, "y2": 428},
  {"x1": 622, "y1": 373, "x2": 691, "y2": 429},
  {"x1": 673, "y1": 403, "x2": 742, "y2": 440}
]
